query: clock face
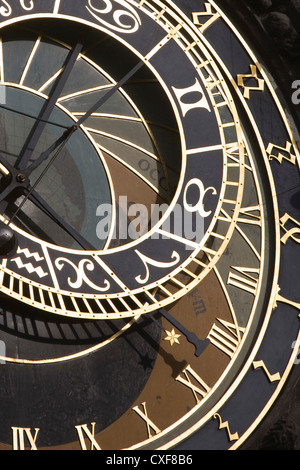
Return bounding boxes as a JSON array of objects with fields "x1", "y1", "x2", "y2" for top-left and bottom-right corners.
[{"x1": 0, "y1": 0, "x2": 298, "y2": 451}]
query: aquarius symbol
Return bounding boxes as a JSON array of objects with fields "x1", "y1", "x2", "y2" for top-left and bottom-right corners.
[
  {"x1": 11, "y1": 247, "x2": 48, "y2": 278},
  {"x1": 16, "y1": 247, "x2": 44, "y2": 262}
]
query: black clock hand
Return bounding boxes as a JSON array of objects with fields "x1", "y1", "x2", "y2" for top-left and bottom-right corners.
[
  {"x1": 23, "y1": 33, "x2": 176, "y2": 176},
  {"x1": 16, "y1": 42, "x2": 83, "y2": 171},
  {"x1": 158, "y1": 308, "x2": 209, "y2": 357},
  {"x1": 143, "y1": 293, "x2": 208, "y2": 357},
  {"x1": 0, "y1": 44, "x2": 166, "y2": 250},
  {"x1": 23, "y1": 125, "x2": 76, "y2": 177},
  {"x1": 23, "y1": 59, "x2": 145, "y2": 177},
  {"x1": 75, "y1": 26, "x2": 183, "y2": 127},
  {"x1": 0, "y1": 166, "x2": 94, "y2": 249},
  {"x1": 76, "y1": 60, "x2": 145, "y2": 127},
  {"x1": 0, "y1": 155, "x2": 30, "y2": 203},
  {"x1": 0, "y1": 124, "x2": 75, "y2": 204},
  {"x1": 0, "y1": 104, "x2": 70, "y2": 131},
  {"x1": 0, "y1": 154, "x2": 94, "y2": 251},
  {"x1": 9, "y1": 126, "x2": 77, "y2": 221},
  {"x1": 0, "y1": 151, "x2": 94, "y2": 249},
  {"x1": 26, "y1": 190, "x2": 95, "y2": 250},
  {"x1": 0, "y1": 128, "x2": 92, "y2": 250}
]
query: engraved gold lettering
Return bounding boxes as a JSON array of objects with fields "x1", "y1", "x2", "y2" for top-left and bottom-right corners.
[
  {"x1": 273, "y1": 286, "x2": 300, "y2": 317},
  {"x1": 132, "y1": 402, "x2": 161, "y2": 438},
  {"x1": 253, "y1": 360, "x2": 281, "y2": 382},
  {"x1": 237, "y1": 65, "x2": 265, "y2": 99},
  {"x1": 280, "y1": 213, "x2": 300, "y2": 245},
  {"x1": 237, "y1": 205, "x2": 261, "y2": 226},
  {"x1": 207, "y1": 319, "x2": 245, "y2": 358},
  {"x1": 266, "y1": 141, "x2": 296, "y2": 165},
  {"x1": 213, "y1": 413, "x2": 239, "y2": 441},
  {"x1": 192, "y1": 3, "x2": 221, "y2": 33},
  {"x1": 227, "y1": 266, "x2": 259, "y2": 295},
  {"x1": 176, "y1": 365, "x2": 210, "y2": 403},
  {"x1": 12, "y1": 427, "x2": 39, "y2": 450},
  {"x1": 75, "y1": 422, "x2": 101, "y2": 450}
]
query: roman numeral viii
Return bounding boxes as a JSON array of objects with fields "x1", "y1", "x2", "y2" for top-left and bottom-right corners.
[{"x1": 207, "y1": 319, "x2": 245, "y2": 358}]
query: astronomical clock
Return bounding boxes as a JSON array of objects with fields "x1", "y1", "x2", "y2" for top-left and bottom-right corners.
[{"x1": 0, "y1": 0, "x2": 298, "y2": 451}]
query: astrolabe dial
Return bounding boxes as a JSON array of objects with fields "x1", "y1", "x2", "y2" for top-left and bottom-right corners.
[
  {"x1": 0, "y1": 0, "x2": 298, "y2": 453},
  {"x1": 0, "y1": 28, "x2": 178, "y2": 251},
  {"x1": 0, "y1": 13, "x2": 245, "y2": 322}
]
